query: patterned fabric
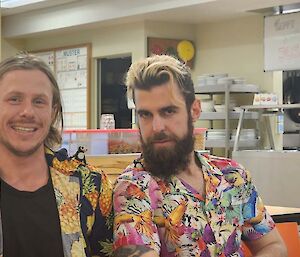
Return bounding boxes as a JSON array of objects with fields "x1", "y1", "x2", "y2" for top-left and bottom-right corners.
[
  {"x1": 47, "y1": 148, "x2": 114, "y2": 257},
  {"x1": 113, "y1": 153, "x2": 275, "y2": 257},
  {"x1": 0, "y1": 148, "x2": 114, "y2": 257}
]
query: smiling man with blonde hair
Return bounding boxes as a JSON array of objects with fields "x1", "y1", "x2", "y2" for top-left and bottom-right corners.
[{"x1": 0, "y1": 54, "x2": 113, "y2": 257}]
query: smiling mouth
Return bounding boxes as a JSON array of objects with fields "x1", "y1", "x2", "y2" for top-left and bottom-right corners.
[{"x1": 12, "y1": 126, "x2": 36, "y2": 132}]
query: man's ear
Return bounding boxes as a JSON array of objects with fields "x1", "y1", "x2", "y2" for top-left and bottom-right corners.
[{"x1": 190, "y1": 99, "x2": 201, "y2": 122}]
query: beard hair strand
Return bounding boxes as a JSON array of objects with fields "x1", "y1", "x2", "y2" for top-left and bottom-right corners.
[{"x1": 141, "y1": 119, "x2": 194, "y2": 180}]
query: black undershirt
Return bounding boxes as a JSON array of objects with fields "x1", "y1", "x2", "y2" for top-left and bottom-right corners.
[{"x1": 1, "y1": 177, "x2": 64, "y2": 257}]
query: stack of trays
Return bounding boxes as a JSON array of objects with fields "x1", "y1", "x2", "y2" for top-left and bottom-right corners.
[
  {"x1": 231, "y1": 129, "x2": 256, "y2": 141},
  {"x1": 207, "y1": 129, "x2": 227, "y2": 140}
]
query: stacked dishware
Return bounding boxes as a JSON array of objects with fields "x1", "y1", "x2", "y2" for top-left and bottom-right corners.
[
  {"x1": 231, "y1": 129, "x2": 256, "y2": 141},
  {"x1": 207, "y1": 129, "x2": 227, "y2": 140}
]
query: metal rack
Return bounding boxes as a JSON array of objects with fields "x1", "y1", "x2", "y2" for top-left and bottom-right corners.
[
  {"x1": 233, "y1": 104, "x2": 300, "y2": 151},
  {"x1": 196, "y1": 83, "x2": 259, "y2": 157}
]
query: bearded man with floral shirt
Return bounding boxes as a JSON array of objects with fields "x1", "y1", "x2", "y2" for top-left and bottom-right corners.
[{"x1": 113, "y1": 55, "x2": 287, "y2": 257}]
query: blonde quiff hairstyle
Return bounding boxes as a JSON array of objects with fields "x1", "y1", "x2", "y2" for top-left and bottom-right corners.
[
  {"x1": 126, "y1": 55, "x2": 196, "y2": 110},
  {"x1": 0, "y1": 53, "x2": 63, "y2": 148}
]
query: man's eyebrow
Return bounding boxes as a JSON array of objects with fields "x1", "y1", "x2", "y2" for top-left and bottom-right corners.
[
  {"x1": 33, "y1": 93, "x2": 50, "y2": 98},
  {"x1": 160, "y1": 105, "x2": 179, "y2": 111},
  {"x1": 136, "y1": 109, "x2": 149, "y2": 114},
  {"x1": 6, "y1": 91, "x2": 49, "y2": 97}
]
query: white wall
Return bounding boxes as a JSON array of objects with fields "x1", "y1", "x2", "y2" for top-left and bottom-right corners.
[
  {"x1": 1, "y1": 16, "x2": 281, "y2": 149},
  {"x1": 21, "y1": 22, "x2": 146, "y2": 128},
  {"x1": 145, "y1": 21, "x2": 196, "y2": 40},
  {"x1": 194, "y1": 15, "x2": 273, "y2": 90},
  {"x1": 1, "y1": 38, "x2": 25, "y2": 60}
]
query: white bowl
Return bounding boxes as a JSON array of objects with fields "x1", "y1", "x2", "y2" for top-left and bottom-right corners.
[
  {"x1": 214, "y1": 105, "x2": 226, "y2": 112},
  {"x1": 201, "y1": 99, "x2": 214, "y2": 112}
]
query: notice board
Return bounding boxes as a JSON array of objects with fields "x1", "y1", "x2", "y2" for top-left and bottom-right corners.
[
  {"x1": 33, "y1": 44, "x2": 91, "y2": 129},
  {"x1": 264, "y1": 12, "x2": 300, "y2": 71}
]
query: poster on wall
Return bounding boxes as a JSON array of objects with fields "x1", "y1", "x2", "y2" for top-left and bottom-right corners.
[
  {"x1": 33, "y1": 45, "x2": 90, "y2": 129},
  {"x1": 147, "y1": 37, "x2": 195, "y2": 68},
  {"x1": 56, "y1": 46, "x2": 89, "y2": 129},
  {"x1": 264, "y1": 12, "x2": 300, "y2": 71}
]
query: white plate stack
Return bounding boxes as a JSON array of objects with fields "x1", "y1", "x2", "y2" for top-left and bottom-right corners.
[
  {"x1": 201, "y1": 99, "x2": 215, "y2": 112},
  {"x1": 231, "y1": 129, "x2": 256, "y2": 141},
  {"x1": 214, "y1": 104, "x2": 226, "y2": 112},
  {"x1": 207, "y1": 129, "x2": 227, "y2": 140}
]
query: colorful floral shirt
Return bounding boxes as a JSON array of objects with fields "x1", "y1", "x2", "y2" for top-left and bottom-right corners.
[
  {"x1": 0, "y1": 148, "x2": 114, "y2": 257},
  {"x1": 113, "y1": 153, "x2": 275, "y2": 257}
]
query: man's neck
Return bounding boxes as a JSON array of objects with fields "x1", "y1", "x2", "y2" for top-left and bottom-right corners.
[
  {"x1": 176, "y1": 152, "x2": 205, "y2": 195},
  {"x1": 0, "y1": 148, "x2": 49, "y2": 192}
]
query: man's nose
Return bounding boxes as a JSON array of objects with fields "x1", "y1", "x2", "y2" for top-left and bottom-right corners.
[
  {"x1": 152, "y1": 116, "x2": 165, "y2": 132},
  {"x1": 20, "y1": 101, "x2": 35, "y2": 117}
]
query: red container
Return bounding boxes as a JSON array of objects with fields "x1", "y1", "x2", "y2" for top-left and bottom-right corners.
[{"x1": 62, "y1": 128, "x2": 206, "y2": 155}]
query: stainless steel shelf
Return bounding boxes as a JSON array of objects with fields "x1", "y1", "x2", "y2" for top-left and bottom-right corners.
[
  {"x1": 195, "y1": 84, "x2": 259, "y2": 94},
  {"x1": 200, "y1": 111, "x2": 259, "y2": 120},
  {"x1": 206, "y1": 138, "x2": 259, "y2": 148},
  {"x1": 233, "y1": 103, "x2": 300, "y2": 151},
  {"x1": 194, "y1": 82, "x2": 259, "y2": 157}
]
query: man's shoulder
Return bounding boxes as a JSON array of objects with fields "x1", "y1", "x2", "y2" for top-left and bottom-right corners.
[
  {"x1": 205, "y1": 154, "x2": 241, "y2": 168},
  {"x1": 202, "y1": 153, "x2": 247, "y2": 176},
  {"x1": 47, "y1": 148, "x2": 113, "y2": 217},
  {"x1": 46, "y1": 147, "x2": 107, "y2": 179},
  {"x1": 116, "y1": 158, "x2": 153, "y2": 183}
]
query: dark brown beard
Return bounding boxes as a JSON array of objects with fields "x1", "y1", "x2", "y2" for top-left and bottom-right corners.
[{"x1": 140, "y1": 116, "x2": 194, "y2": 180}]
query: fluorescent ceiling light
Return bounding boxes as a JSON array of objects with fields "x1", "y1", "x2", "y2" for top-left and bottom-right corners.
[
  {"x1": 0, "y1": 0, "x2": 46, "y2": 8},
  {"x1": 281, "y1": 8, "x2": 300, "y2": 14}
]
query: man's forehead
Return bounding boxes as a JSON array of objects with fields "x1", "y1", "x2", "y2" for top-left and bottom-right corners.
[{"x1": 134, "y1": 82, "x2": 185, "y2": 104}]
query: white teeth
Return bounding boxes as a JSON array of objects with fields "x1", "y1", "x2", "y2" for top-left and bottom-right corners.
[{"x1": 13, "y1": 126, "x2": 35, "y2": 132}]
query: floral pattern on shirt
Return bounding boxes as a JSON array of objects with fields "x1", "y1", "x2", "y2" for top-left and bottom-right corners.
[
  {"x1": 113, "y1": 153, "x2": 275, "y2": 257},
  {"x1": 46, "y1": 148, "x2": 114, "y2": 257}
]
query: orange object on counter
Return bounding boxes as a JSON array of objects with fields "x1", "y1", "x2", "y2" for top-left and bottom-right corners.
[{"x1": 242, "y1": 222, "x2": 300, "y2": 257}]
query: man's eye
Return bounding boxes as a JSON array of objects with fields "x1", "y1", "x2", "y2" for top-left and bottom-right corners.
[
  {"x1": 34, "y1": 98, "x2": 46, "y2": 105},
  {"x1": 8, "y1": 97, "x2": 20, "y2": 103},
  {"x1": 138, "y1": 112, "x2": 151, "y2": 119},
  {"x1": 164, "y1": 108, "x2": 176, "y2": 115}
]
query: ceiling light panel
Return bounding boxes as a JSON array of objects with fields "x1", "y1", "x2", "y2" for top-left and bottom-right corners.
[{"x1": 0, "y1": 0, "x2": 46, "y2": 9}]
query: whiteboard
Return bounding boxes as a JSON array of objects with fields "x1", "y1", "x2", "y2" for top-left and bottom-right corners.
[
  {"x1": 33, "y1": 45, "x2": 90, "y2": 129},
  {"x1": 264, "y1": 12, "x2": 300, "y2": 71},
  {"x1": 56, "y1": 46, "x2": 89, "y2": 129}
]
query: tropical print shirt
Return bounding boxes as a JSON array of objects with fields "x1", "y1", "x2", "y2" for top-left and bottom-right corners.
[
  {"x1": 0, "y1": 148, "x2": 114, "y2": 257},
  {"x1": 113, "y1": 153, "x2": 275, "y2": 257}
]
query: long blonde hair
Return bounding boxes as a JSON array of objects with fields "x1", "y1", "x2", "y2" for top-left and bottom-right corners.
[{"x1": 0, "y1": 53, "x2": 63, "y2": 148}]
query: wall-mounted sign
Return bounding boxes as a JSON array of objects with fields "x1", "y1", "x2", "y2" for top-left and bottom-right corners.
[
  {"x1": 147, "y1": 37, "x2": 195, "y2": 68},
  {"x1": 33, "y1": 44, "x2": 91, "y2": 129}
]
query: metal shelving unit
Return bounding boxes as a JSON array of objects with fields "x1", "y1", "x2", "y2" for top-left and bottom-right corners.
[
  {"x1": 196, "y1": 83, "x2": 260, "y2": 157},
  {"x1": 200, "y1": 111, "x2": 259, "y2": 120},
  {"x1": 233, "y1": 104, "x2": 300, "y2": 151}
]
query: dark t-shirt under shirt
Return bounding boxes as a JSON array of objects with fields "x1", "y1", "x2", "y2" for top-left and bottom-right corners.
[{"x1": 1, "y1": 177, "x2": 64, "y2": 257}]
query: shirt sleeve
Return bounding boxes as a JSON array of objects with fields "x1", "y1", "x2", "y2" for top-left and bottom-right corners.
[
  {"x1": 241, "y1": 169, "x2": 275, "y2": 241},
  {"x1": 82, "y1": 170, "x2": 114, "y2": 257},
  {"x1": 113, "y1": 170, "x2": 161, "y2": 253}
]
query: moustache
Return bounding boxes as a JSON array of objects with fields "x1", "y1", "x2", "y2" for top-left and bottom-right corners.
[{"x1": 148, "y1": 132, "x2": 175, "y2": 143}]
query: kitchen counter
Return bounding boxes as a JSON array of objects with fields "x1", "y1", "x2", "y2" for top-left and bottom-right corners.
[
  {"x1": 232, "y1": 150, "x2": 300, "y2": 208},
  {"x1": 266, "y1": 205, "x2": 300, "y2": 224}
]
